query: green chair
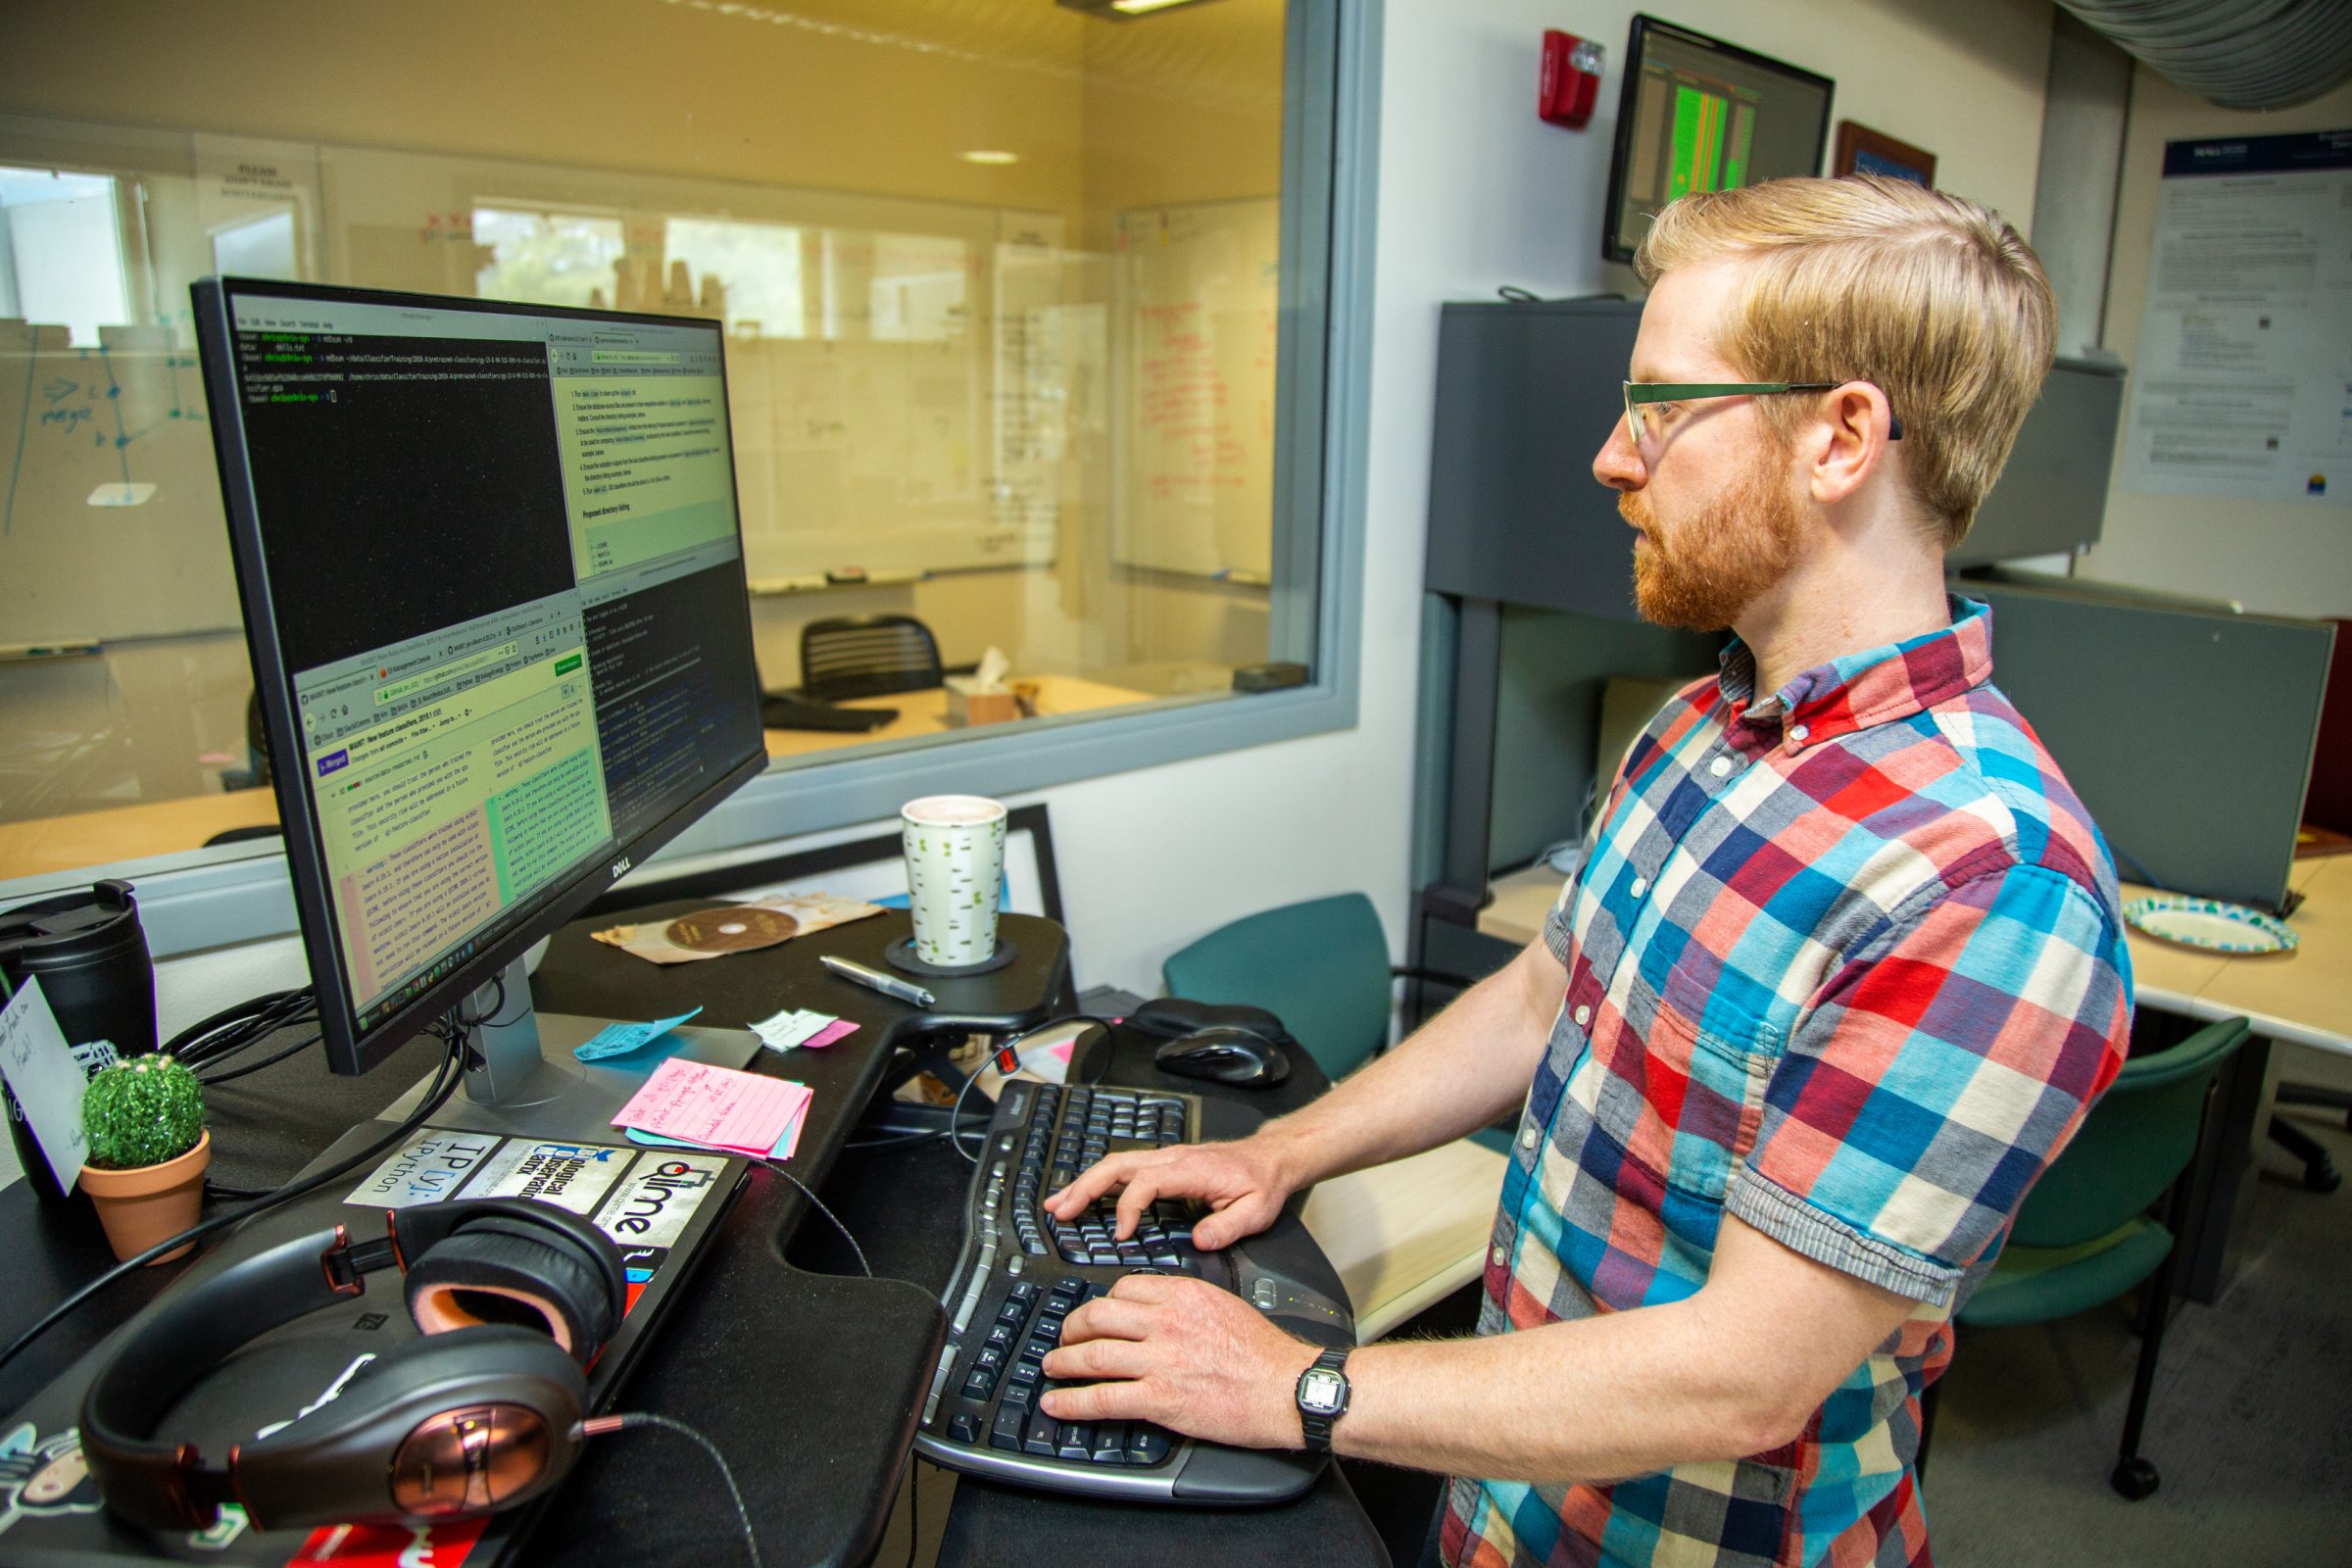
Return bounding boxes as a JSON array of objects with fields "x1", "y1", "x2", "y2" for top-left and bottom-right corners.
[
  {"x1": 1161, "y1": 893, "x2": 1496, "y2": 1135},
  {"x1": 1923, "y1": 1015, "x2": 2251, "y2": 1500},
  {"x1": 1161, "y1": 893, "x2": 1513, "y2": 1341}
]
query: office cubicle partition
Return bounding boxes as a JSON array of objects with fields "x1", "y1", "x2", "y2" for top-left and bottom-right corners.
[{"x1": 1970, "y1": 575, "x2": 2332, "y2": 913}]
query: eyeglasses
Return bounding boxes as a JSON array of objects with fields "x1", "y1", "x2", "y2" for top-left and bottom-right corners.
[{"x1": 1621, "y1": 381, "x2": 1905, "y2": 445}]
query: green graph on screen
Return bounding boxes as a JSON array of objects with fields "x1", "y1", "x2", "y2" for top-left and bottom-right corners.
[{"x1": 1667, "y1": 84, "x2": 1757, "y2": 199}]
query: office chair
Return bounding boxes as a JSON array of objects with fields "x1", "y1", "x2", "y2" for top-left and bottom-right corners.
[
  {"x1": 1160, "y1": 893, "x2": 1511, "y2": 1341},
  {"x1": 1919, "y1": 1015, "x2": 2251, "y2": 1500},
  {"x1": 798, "y1": 614, "x2": 944, "y2": 703},
  {"x1": 218, "y1": 692, "x2": 272, "y2": 792}
]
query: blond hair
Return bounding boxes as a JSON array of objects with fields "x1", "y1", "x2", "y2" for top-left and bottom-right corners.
[{"x1": 1635, "y1": 175, "x2": 2055, "y2": 548}]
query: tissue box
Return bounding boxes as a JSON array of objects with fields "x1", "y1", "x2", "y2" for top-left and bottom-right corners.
[{"x1": 945, "y1": 675, "x2": 1019, "y2": 727}]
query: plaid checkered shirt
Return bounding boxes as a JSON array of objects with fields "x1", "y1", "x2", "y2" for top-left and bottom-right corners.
[{"x1": 1442, "y1": 597, "x2": 2133, "y2": 1568}]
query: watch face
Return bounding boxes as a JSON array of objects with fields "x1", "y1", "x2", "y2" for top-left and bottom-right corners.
[{"x1": 1298, "y1": 1367, "x2": 1347, "y2": 1415}]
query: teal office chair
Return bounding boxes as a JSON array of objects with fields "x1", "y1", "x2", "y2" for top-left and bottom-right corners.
[
  {"x1": 1160, "y1": 893, "x2": 1512, "y2": 1341},
  {"x1": 1920, "y1": 1015, "x2": 2251, "y2": 1500},
  {"x1": 1160, "y1": 892, "x2": 1491, "y2": 1125}
]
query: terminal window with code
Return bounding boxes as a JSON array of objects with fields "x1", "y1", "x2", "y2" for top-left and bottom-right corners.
[{"x1": 223, "y1": 295, "x2": 761, "y2": 1036}]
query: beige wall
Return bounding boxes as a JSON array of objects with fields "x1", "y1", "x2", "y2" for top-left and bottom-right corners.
[
  {"x1": 0, "y1": 0, "x2": 1090, "y2": 218},
  {"x1": 2078, "y1": 67, "x2": 2352, "y2": 621}
]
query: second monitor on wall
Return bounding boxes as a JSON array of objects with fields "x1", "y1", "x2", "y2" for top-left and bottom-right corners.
[{"x1": 1602, "y1": 15, "x2": 1836, "y2": 265}]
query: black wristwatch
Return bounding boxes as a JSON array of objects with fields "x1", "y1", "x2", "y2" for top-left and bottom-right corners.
[{"x1": 1295, "y1": 1347, "x2": 1351, "y2": 1452}]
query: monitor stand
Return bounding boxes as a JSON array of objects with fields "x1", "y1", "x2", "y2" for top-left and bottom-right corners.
[{"x1": 378, "y1": 956, "x2": 763, "y2": 1142}]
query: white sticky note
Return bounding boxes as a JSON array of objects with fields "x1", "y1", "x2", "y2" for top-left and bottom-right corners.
[
  {"x1": 751, "y1": 1007, "x2": 838, "y2": 1052},
  {"x1": 0, "y1": 979, "x2": 92, "y2": 1192}
]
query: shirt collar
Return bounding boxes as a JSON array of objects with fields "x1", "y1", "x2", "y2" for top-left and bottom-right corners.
[{"x1": 1716, "y1": 596, "x2": 1994, "y2": 756}]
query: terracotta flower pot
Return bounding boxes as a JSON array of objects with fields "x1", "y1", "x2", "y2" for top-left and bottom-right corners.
[{"x1": 80, "y1": 1130, "x2": 210, "y2": 1265}]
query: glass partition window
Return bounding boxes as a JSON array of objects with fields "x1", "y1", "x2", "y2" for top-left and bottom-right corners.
[{"x1": 0, "y1": 0, "x2": 1318, "y2": 882}]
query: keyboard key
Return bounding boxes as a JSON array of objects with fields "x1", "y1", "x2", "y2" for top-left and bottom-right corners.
[
  {"x1": 1023, "y1": 1410, "x2": 1059, "y2": 1457},
  {"x1": 1001, "y1": 1379, "x2": 1034, "y2": 1407},
  {"x1": 1056, "y1": 1423, "x2": 1094, "y2": 1462},
  {"x1": 976, "y1": 1347, "x2": 1005, "y2": 1372},
  {"x1": 997, "y1": 1299, "x2": 1028, "y2": 1325},
  {"x1": 962, "y1": 1372, "x2": 995, "y2": 1399},
  {"x1": 987, "y1": 1323, "x2": 1015, "y2": 1349},
  {"x1": 950, "y1": 1412, "x2": 982, "y2": 1446},
  {"x1": 1010, "y1": 1359, "x2": 1041, "y2": 1384},
  {"x1": 1091, "y1": 1422, "x2": 1128, "y2": 1465},
  {"x1": 1127, "y1": 1423, "x2": 1174, "y2": 1466},
  {"x1": 990, "y1": 1405, "x2": 1024, "y2": 1451}
]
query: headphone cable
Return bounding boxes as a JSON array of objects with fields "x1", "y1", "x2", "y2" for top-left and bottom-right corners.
[
  {"x1": 582, "y1": 1412, "x2": 763, "y2": 1568},
  {"x1": 0, "y1": 1025, "x2": 468, "y2": 1382},
  {"x1": 757, "y1": 1159, "x2": 872, "y2": 1279}
]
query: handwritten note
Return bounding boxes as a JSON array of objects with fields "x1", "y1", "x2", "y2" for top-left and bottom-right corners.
[
  {"x1": 612, "y1": 1058, "x2": 807, "y2": 1156},
  {"x1": 573, "y1": 1007, "x2": 704, "y2": 1061},
  {"x1": 0, "y1": 978, "x2": 92, "y2": 1192}
]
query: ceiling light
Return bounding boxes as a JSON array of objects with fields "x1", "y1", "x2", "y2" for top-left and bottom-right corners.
[
  {"x1": 961, "y1": 150, "x2": 1020, "y2": 166},
  {"x1": 1055, "y1": 0, "x2": 1224, "y2": 20}
]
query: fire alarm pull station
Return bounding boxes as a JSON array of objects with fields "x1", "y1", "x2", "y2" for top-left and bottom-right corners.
[{"x1": 1539, "y1": 30, "x2": 1605, "y2": 129}]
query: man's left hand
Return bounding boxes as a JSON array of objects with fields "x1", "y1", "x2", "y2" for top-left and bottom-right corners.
[{"x1": 1039, "y1": 1273, "x2": 1322, "y2": 1449}]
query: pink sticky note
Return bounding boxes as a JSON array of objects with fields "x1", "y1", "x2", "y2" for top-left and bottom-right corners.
[
  {"x1": 614, "y1": 1058, "x2": 804, "y2": 1155},
  {"x1": 803, "y1": 1019, "x2": 858, "y2": 1050}
]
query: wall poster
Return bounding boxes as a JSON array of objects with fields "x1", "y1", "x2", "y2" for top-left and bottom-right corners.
[{"x1": 2118, "y1": 130, "x2": 2351, "y2": 507}]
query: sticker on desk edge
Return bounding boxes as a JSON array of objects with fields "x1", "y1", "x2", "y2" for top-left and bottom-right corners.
[
  {"x1": 593, "y1": 1149, "x2": 731, "y2": 1251},
  {"x1": 456, "y1": 1138, "x2": 635, "y2": 1215},
  {"x1": 286, "y1": 1515, "x2": 487, "y2": 1565},
  {"x1": 343, "y1": 1127, "x2": 505, "y2": 1209}
]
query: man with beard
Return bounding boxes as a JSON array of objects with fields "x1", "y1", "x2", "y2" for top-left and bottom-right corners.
[{"x1": 1042, "y1": 175, "x2": 2133, "y2": 1567}]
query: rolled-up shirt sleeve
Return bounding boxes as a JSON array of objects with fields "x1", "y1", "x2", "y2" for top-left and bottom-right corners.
[{"x1": 1728, "y1": 864, "x2": 2132, "y2": 1305}]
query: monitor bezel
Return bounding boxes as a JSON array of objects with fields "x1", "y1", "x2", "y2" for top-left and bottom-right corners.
[
  {"x1": 192, "y1": 276, "x2": 769, "y2": 1077},
  {"x1": 1600, "y1": 14, "x2": 1838, "y2": 266}
]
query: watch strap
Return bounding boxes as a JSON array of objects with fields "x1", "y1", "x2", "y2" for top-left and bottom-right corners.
[{"x1": 1295, "y1": 1346, "x2": 1351, "y2": 1452}]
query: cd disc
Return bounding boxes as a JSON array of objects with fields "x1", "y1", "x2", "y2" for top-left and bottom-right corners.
[{"x1": 665, "y1": 906, "x2": 801, "y2": 954}]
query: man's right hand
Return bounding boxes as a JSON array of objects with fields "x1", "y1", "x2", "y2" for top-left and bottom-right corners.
[{"x1": 1042, "y1": 1134, "x2": 1301, "y2": 1251}]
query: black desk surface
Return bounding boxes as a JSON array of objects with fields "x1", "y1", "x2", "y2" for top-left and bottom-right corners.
[{"x1": 0, "y1": 906, "x2": 1389, "y2": 1566}]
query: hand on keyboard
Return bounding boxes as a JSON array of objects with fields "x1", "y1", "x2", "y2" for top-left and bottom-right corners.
[
  {"x1": 1044, "y1": 1133, "x2": 1300, "y2": 1251},
  {"x1": 1039, "y1": 1271, "x2": 1322, "y2": 1451}
]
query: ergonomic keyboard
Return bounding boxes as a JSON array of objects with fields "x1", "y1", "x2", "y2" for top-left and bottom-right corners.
[{"x1": 912, "y1": 1074, "x2": 1355, "y2": 1503}]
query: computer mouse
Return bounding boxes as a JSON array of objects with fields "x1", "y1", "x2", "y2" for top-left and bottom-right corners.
[{"x1": 1153, "y1": 1025, "x2": 1291, "y2": 1089}]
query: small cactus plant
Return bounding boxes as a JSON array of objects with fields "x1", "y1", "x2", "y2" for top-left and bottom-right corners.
[{"x1": 81, "y1": 1054, "x2": 207, "y2": 1171}]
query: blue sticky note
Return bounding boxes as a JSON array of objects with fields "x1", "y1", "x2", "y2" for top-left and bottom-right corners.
[
  {"x1": 573, "y1": 1007, "x2": 704, "y2": 1061},
  {"x1": 624, "y1": 1108, "x2": 805, "y2": 1161}
]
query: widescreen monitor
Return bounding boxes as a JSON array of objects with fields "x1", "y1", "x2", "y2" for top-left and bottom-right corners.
[
  {"x1": 1602, "y1": 16, "x2": 1835, "y2": 264},
  {"x1": 192, "y1": 279, "x2": 768, "y2": 1078}
]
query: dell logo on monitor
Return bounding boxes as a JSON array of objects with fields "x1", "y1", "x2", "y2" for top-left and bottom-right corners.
[{"x1": 610, "y1": 855, "x2": 633, "y2": 879}]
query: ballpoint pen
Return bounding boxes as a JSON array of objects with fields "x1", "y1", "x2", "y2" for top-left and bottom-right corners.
[{"x1": 819, "y1": 955, "x2": 937, "y2": 1008}]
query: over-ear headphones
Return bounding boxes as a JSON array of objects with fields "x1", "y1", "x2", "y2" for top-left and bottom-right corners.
[{"x1": 79, "y1": 1199, "x2": 625, "y2": 1534}]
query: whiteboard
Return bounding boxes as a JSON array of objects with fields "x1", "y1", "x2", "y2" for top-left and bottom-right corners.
[
  {"x1": 0, "y1": 336, "x2": 243, "y2": 643},
  {"x1": 1111, "y1": 198, "x2": 1280, "y2": 580},
  {"x1": 318, "y1": 145, "x2": 1066, "y2": 581}
]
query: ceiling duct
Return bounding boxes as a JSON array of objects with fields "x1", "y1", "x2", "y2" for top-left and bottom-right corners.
[{"x1": 2054, "y1": 0, "x2": 2352, "y2": 110}]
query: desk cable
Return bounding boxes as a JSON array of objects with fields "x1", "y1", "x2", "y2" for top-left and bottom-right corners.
[
  {"x1": 0, "y1": 1019, "x2": 470, "y2": 1381},
  {"x1": 948, "y1": 1014, "x2": 1120, "y2": 1164},
  {"x1": 581, "y1": 1412, "x2": 764, "y2": 1568}
]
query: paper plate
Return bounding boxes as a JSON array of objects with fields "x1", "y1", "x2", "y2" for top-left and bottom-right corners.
[{"x1": 2122, "y1": 895, "x2": 2298, "y2": 955}]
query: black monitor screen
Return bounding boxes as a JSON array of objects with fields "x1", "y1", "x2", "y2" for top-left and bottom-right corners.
[
  {"x1": 1603, "y1": 16, "x2": 1835, "y2": 264},
  {"x1": 195, "y1": 280, "x2": 767, "y2": 1072}
]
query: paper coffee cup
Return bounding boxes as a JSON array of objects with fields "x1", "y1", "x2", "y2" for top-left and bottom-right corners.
[{"x1": 901, "y1": 796, "x2": 1009, "y2": 966}]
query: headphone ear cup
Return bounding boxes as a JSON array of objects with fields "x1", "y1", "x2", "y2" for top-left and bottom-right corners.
[
  {"x1": 233, "y1": 1327, "x2": 586, "y2": 1530},
  {"x1": 405, "y1": 1217, "x2": 618, "y2": 1363}
]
